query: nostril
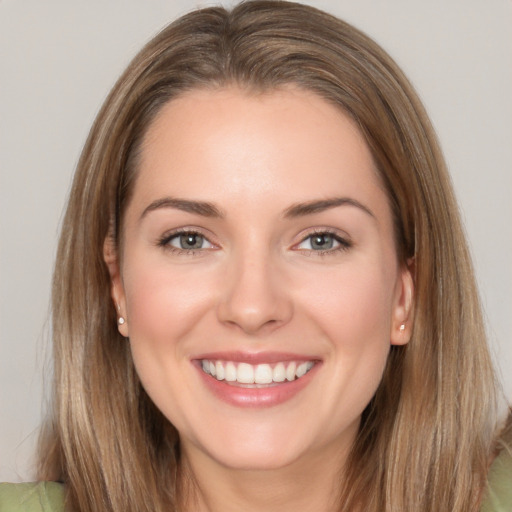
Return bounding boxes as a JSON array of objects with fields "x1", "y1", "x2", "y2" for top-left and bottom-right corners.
[
  {"x1": 217, "y1": 300, "x2": 293, "y2": 335},
  {"x1": 216, "y1": 257, "x2": 294, "y2": 333},
  {"x1": 222, "y1": 313, "x2": 281, "y2": 335}
]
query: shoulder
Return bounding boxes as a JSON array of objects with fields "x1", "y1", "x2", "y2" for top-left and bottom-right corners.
[
  {"x1": 0, "y1": 482, "x2": 65, "y2": 512},
  {"x1": 480, "y1": 441, "x2": 512, "y2": 512}
]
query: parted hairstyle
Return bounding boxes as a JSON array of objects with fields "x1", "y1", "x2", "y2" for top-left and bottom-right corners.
[{"x1": 38, "y1": 1, "x2": 501, "y2": 511}]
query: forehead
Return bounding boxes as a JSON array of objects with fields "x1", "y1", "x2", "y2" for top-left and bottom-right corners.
[{"x1": 131, "y1": 86, "x2": 387, "y2": 218}]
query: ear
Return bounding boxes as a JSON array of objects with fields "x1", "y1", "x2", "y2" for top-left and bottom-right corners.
[
  {"x1": 390, "y1": 259, "x2": 414, "y2": 346},
  {"x1": 103, "y1": 236, "x2": 129, "y2": 337}
]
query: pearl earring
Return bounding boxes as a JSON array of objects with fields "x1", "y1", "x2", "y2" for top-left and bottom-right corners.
[
  {"x1": 399, "y1": 323, "x2": 405, "y2": 332},
  {"x1": 115, "y1": 303, "x2": 125, "y2": 326}
]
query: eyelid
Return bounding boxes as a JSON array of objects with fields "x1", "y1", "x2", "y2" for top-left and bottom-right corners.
[
  {"x1": 157, "y1": 226, "x2": 219, "y2": 252},
  {"x1": 292, "y1": 228, "x2": 352, "y2": 253},
  {"x1": 156, "y1": 226, "x2": 351, "y2": 255},
  {"x1": 169, "y1": 233, "x2": 214, "y2": 250}
]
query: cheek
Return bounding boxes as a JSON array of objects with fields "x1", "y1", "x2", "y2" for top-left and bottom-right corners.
[
  {"x1": 121, "y1": 258, "x2": 220, "y2": 399},
  {"x1": 124, "y1": 260, "x2": 214, "y2": 342},
  {"x1": 285, "y1": 262, "x2": 396, "y2": 443},
  {"x1": 295, "y1": 259, "x2": 395, "y2": 412},
  {"x1": 298, "y1": 261, "x2": 395, "y2": 349},
  {"x1": 320, "y1": 266, "x2": 395, "y2": 399},
  {"x1": 121, "y1": 260, "x2": 218, "y2": 423}
]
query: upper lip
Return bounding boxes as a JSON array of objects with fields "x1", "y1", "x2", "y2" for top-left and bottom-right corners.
[{"x1": 193, "y1": 351, "x2": 321, "y2": 365}]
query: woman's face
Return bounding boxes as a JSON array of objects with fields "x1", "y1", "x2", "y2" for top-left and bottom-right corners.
[{"x1": 108, "y1": 87, "x2": 413, "y2": 472}]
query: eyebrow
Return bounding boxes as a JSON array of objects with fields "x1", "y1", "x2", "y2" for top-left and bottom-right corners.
[
  {"x1": 140, "y1": 196, "x2": 374, "y2": 222},
  {"x1": 283, "y1": 197, "x2": 375, "y2": 219},
  {"x1": 140, "y1": 197, "x2": 224, "y2": 220}
]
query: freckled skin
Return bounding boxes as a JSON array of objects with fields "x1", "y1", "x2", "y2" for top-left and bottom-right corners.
[{"x1": 108, "y1": 87, "x2": 413, "y2": 499}]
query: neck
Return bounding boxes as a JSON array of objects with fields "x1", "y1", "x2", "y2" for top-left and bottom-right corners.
[{"x1": 178, "y1": 442, "x2": 350, "y2": 512}]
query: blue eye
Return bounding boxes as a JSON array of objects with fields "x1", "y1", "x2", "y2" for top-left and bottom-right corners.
[
  {"x1": 296, "y1": 232, "x2": 350, "y2": 252},
  {"x1": 162, "y1": 232, "x2": 214, "y2": 251}
]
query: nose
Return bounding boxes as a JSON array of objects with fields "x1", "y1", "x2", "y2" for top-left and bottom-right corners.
[{"x1": 216, "y1": 248, "x2": 293, "y2": 335}]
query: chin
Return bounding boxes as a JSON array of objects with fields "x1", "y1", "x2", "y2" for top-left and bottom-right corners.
[
  {"x1": 206, "y1": 443, "x2": 303, "y2": 471},
  {"x1": 182, "y1": 419, "x2": 315, "y2": 472}
]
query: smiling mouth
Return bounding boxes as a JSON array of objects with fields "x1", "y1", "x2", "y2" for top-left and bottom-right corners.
[{"x1": 200, "y1": 359, "x2": 315, "y2": 386}]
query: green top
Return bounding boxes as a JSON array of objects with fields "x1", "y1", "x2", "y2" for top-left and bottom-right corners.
[
  {"x1": 0, "y1": 482, "x2": 64, "y2": 512},
  {"x1": 1, "y1": 447, "x2": 511, "y2": 511},
  {"x1": 481, "y1": 441, "x2": 512, "y2": 512}
]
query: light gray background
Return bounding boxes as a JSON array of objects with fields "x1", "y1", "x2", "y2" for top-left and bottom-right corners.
[{"x1": 1, "y1": 0, "x2": 511, "y2": 482}]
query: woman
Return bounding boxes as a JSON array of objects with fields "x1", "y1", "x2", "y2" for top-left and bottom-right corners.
[{"x1": 1, "y1": 1, "x2": 510, "y2": 510}]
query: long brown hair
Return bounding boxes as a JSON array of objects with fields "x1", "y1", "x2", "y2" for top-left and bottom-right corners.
[{"x1": 38, "y1": 2, "x2": 499, "y2": 510}]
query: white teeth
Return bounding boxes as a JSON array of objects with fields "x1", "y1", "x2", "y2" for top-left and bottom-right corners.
[
  {"x1": 286, "y1": 362, "x2": 296, "y2": 381},
  {"x1": 225, "y1": 361, "x2": 237, "y2": 382},
  {"x1": 215, "y1": 361, "x2": 225, "y2": 381},
  {"x1": 273, "y1": 362, "x2": 286, "y2": 382},
  {"x1": 201, "y1": 359, "x2": 315, "y2": 384},
  {"x1": 237, "y1": 362, "x2": 255, "y2": 384},
  {"x1": 254, "y1": 364, "x2": 273, "y2": 384},
  {"x1": 296, "y1": 362, "x2": 308, "y2": 378}
]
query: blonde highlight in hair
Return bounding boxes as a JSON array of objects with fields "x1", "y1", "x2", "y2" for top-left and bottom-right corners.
[{"x1": 38, "y1": 2, "x2": 499, "y2": 511}]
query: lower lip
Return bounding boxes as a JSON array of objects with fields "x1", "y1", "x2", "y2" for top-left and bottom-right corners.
[{"x1": 195, "y1": 362, "x2": 319, "y2": 408}]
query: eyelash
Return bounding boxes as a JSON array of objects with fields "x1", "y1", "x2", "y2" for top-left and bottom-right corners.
[
  {"x1": 295, "y1": 229, "x2": 352, "y2": 256},
  {"x1": 157, "y1": 229, "x2": 214, "y2": 256},
  {"x1": 156, "y1": 228, "x2": 352, "y2": 256}
]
